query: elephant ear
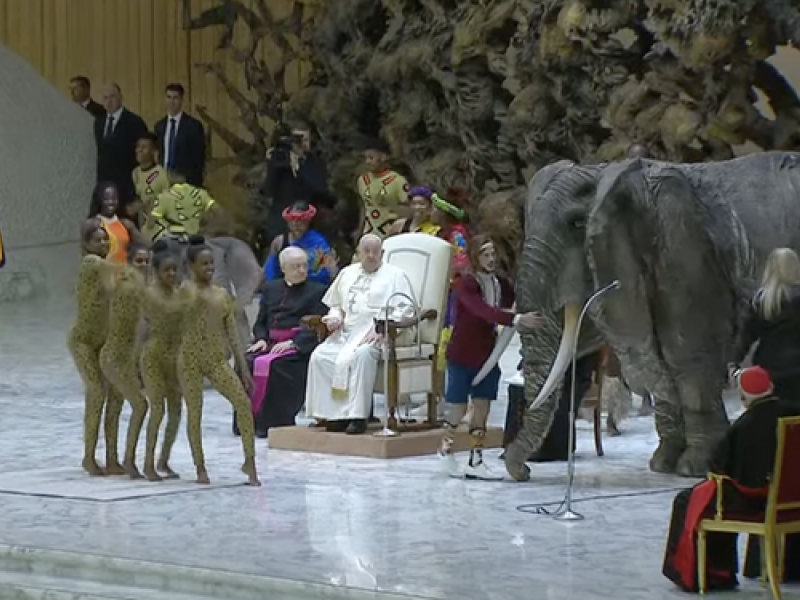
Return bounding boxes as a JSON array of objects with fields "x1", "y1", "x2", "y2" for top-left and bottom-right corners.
[
  {"x1": 585, "y1": 159, "x2": 654, "y2": 342},
  {"x1": 587, "y1": 159, "x2": 739, "y2": 388},
  {"x1": 524, "y1": 160, "x2": 576, "y2": 226}
]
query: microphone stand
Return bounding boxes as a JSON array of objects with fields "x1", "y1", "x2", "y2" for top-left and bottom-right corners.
[
  {"x1": 374, "y1": 291, "x2": 420, "y2": 438},
  {"x1": 553, "y1": 280, "x2": 620, "y2": 522}
]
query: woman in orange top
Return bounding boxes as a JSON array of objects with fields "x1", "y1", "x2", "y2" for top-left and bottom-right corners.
[{"x1": 84, "y1": 182, "x2": 143, "y2": 264}]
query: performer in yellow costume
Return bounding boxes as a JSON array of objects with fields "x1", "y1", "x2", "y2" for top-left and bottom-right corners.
[
  {"x1": 132, "y1": 132, "x2": 170, "y2": 241},
  {"x1": 356, "y1": 138, "x2": 409, "y2": 238},
  {"x1": 151, "y1": 171, "x2": 216, "y2": 239}
]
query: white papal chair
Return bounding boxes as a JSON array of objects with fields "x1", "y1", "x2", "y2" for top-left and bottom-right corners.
[
  {"x1": 375, "y1": 233, "x2": 452, "y2": 431},
  {"x1": 302, "y1": 233, "x2": 452, "y2": 432}
]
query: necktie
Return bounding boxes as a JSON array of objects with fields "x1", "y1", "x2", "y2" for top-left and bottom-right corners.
[
  {"x1": 104, "y1": 116, "x2": 114, "y2": 139},
  {"x1": 167, "y1": 118, "x2": 177, "y2": 170}
]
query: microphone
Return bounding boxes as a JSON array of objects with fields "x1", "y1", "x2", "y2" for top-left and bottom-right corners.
[{"x1": 599, "y1": 280, "x2": 621, "y2": 294}]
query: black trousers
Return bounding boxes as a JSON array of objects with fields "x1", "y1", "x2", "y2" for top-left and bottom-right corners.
[
  {"x1": 233, "y1": 351, "x2": 310, "y2": 436},
  {"x1": 502, "y1": 352, "x2": 600, "y2": 461}
]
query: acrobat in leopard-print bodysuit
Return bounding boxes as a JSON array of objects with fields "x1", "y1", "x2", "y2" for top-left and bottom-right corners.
[
  {"x1": 140, "y1": 252, "x2": 189, "y2": 481},
  {"x1": 178, "y1": 238, "x2": 260, "y2": 486},
  {"x1": 68, "y1": 252, "x2": 117, "y2": 476},
  {"x1": 98, "y1": 265, "x2": 149, "y2": 479}
]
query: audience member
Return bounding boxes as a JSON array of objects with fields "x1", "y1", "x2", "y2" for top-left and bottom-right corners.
[
  {"x1": 731, "y1": 247, "x2": 800, "y2": 401},
  {"x1": 94, "y1": 83, "x2": 148, "y2": 205},
  {"x1": 150, "y1": 170, "x2": 217, "y2": 239},
  {"x1": 663, "y1": 366, "x2": 800, "y2": 592},
  {"x1": 132, "y1": 132, "x2": 171, "y2": 241},
  {"x1": 258, "y1": 122, "x2": 331, "y2": 248},
  {"x1": 305, "y1": 234, "x2": 415, "y2": 434},
  {"x1": 153, "y1": 83, "x2": 206, "y2": 187},
  {"x1": 626, "y1": 143, "x2": 650, "y2": 159},
  {"x1": 83, "y1": 182, "x2": 143, "y2": 264},
  {"x1": 233, "y1": 247, "x2": 327, "y2": 438},
  {"x1": 356, "y1": 137, "x2": 409, "y2": 239},
  {"x1": 264, "y1": 201, "x2": 337, "y2": 285},
  {"x1": 387, "y1": 186, "x2": 440, "y2": 236},
  {"x1": 69, "y1": 76, "x2": 104, "y2": 119}
]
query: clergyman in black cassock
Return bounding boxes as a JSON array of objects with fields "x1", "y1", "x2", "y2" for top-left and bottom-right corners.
[
  {"x1": 662, "y1": 372, "x2": 800, "y2": 592},
  {"x1": 233, "y1": 277, "x2": 327, "y2": 437}
]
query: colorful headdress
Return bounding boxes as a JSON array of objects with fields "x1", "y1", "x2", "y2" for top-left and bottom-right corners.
[
  {"x1": 408, "y1": 186, "x2": 434, "y2": 201},
  {"x1": 432, "y1": 192, "x2": 466, "y2": 221},
  {"x1": 282, "y1": 204, "x2": 317, "y2": 222}
]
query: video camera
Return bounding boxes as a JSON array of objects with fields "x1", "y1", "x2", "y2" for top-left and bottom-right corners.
[{"x1": 270, "y1": 124, "x2": 305, "y2": 167}]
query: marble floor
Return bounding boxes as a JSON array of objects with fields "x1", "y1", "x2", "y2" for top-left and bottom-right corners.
[{"x1": 0, "y1": 297, "x2": 797, "y2": 599}]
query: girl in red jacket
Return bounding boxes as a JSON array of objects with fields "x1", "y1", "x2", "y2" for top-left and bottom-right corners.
[{"x1": 439, "y1": 234, "x2": 541, "y2": 480}]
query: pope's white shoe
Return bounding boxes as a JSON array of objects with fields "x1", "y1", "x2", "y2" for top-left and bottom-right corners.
[{"x1": 464, "y1": 458, "x2": 504, "y2": 481}]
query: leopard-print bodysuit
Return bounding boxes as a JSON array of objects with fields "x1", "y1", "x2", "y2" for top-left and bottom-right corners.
[
  {"x1": 140, "y1": 284, "x2": 190, "y2": 478},
  {"x1": 67, "y1": 254, "x2": 115, "y2": 473},
  {"x1": 177, "y1": 283, "x2": 256, "y2": 475},
  {"x1": 98, "y1": 267, "x2": 148, "y2": 475}
]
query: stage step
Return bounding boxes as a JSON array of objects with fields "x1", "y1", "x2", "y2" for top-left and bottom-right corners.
[
  {"x1": 0, "y1": 543, "x2": 427, "y2": 600},
  {"x1": 0, "y1": 569, "x2": 204, "y2": 599}
]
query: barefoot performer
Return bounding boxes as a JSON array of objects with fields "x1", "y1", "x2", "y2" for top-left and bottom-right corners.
[
  {"x1": 177, "y1": 235, "x2": 261, "y2": 486},
  {"x1": 99, "y1": 243, "x2": 151, "y2": 478},
  {"x1": 140, "y1": 240, "x2": 188, "y2": 481},
  {"x1": 69, "y1": 224, "x2": 117, "y2": 476}
]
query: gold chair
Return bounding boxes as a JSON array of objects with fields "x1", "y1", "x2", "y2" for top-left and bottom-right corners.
[
  {"x1": 303, "y1": 232, "x2": 453, "y2": 432},
  {"x1": 698, "y1": 416, "x2": 800, "y2": 598}
]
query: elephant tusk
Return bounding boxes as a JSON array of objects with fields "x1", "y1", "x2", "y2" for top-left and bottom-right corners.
[
  {"x1": 527, "y1": 303, "x2": 580, "y2": 411},
  {"x1": 472, "y1": 325, "x2": 517, "y2": 386}
]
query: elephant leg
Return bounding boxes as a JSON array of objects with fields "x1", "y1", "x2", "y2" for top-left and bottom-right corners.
[
  {"x1": 649, "y1": 396, "x2": 685, "y2": 474},
  {"x1": 504, "y1": 383, "x2": 562, "y2": 482},
  {"x1": 677, "y1": 394, "x2": 729, "y2": 477},
  {"x1": 638, "y1": 391, "x2": 654, "y2": 416}
]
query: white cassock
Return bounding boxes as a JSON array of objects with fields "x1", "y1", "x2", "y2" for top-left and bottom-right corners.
[{"x1": 305, "y1": 262, "x2": 415, "y2": 420}]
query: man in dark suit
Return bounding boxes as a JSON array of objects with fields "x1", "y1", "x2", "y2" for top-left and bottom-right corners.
[
  {"x1": 69, "y1": 76, "x2": 105, "y2": 119},
  {"x1": 153, "y1": 83, "x2": 206, "y2": 187},
  {"x1": 94, "y1": 83, "x2": 148, "y2": 205}
]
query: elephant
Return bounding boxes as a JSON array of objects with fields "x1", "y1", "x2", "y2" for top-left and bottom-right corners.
[
  {"x1": 159, "y1": 235, "x2": 263, "y2": 346},
  {"x1": 480, "y1": 151, "x2": 800, "y2": 481}
]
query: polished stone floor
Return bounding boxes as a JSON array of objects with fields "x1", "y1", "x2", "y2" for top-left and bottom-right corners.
[{"x1": 0, "y1": 296, "x2": 797, "y2": 599}]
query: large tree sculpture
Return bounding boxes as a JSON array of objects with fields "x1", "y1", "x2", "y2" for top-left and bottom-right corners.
[{"x1": 183, "y1": 0, "x2": 800, "y2": 261}]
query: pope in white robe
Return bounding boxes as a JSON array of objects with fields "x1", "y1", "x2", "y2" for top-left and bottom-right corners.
[{"x1": 305, "y1": 234, "x2": 415, "y2": 433}]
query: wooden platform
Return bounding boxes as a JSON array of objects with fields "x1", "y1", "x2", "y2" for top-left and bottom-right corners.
[{"x1": 268, "y1": 424, "x2": 504, "y2": 459}]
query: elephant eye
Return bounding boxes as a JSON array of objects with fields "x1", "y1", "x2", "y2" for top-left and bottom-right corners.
[{"x1": 570, "y1": 217, "x2": 586, "y2": 229}]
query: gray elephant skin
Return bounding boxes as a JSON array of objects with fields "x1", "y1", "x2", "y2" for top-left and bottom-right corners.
[
  {"x1": 489, "y1": 151, "x2": 800, "y2": 481},
  {"x1": 160, "y1": 236, "x2": 263, "y2": 345}
]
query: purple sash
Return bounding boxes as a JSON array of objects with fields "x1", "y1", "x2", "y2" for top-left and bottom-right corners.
[{"x1": 250, "y1": 327, "x2": 300, "y2": 414}]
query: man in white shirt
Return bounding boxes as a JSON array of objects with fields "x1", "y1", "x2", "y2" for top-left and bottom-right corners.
[
  {"x1": 153, "y1": 83, "x2": 206, "y2": 187},
  {"x1": 305, "y1": 234, "x2": 415, "y2": 434}
]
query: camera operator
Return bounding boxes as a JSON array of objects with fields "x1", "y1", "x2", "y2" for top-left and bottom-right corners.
[{"x1": 257, "y1": 122, "x2": 332, "y2": 252}]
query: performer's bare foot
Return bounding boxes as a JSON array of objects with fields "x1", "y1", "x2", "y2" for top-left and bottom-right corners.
[
  {"x1": 241, "y1": 458, "x2": 261, "y2": 487},
  {"x1": 143, "y1": 466, "x2": 163, "y2": 482},
  {"x1": 82, "y1": 458, "x2": 106, "y2": 477},
  {"x1": 156, "y1": 461, "x2": 180, "y2": 479},
  {"x1": 195, "y1": 466, "x2": 211, "y2": 485},
  {"x1": 124, "y1": 461, "x2": 143, "y2": 480},
  {"x1": 104, "y1": 461, "x2": 126, "y2": 476}
]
